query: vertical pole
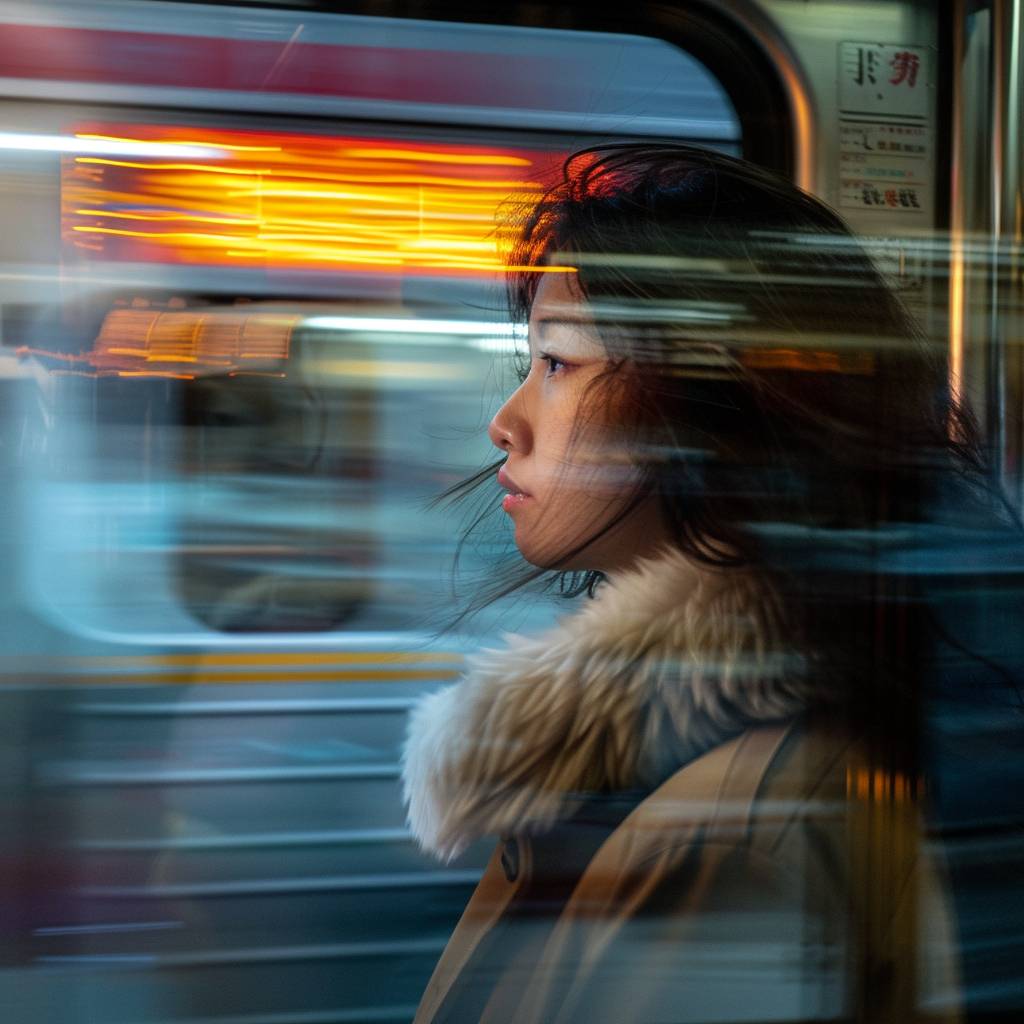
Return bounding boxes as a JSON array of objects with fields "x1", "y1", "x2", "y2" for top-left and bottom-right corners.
[
  {"x1": 949, "y1": 0, "x2": 1024, "y2": 505},
  {"x1": 989, "y1": 0, "x2": 1024, "y2": 500},
  {"x1": 948, "y1": 0, "x2": 968, "y2": 425}
]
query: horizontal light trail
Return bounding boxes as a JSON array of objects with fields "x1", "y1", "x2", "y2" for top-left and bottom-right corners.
[
  {"x1": 62, "y1": 123, "x2": 562, "y2": 276},
  {"x1": 0, "y1": 132, "x2": 225, "y2": 158},
  {"x1": 302, "y1": 316, "x2": 521, "y2": 336}
]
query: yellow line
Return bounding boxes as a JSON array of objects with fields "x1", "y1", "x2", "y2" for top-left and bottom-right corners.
[
  {"x1": 22, "y1": 669, "x2": 462, "y2": 686},
  {"x1": 40, "y1": 652, "x2": 461, "y2": 668}
]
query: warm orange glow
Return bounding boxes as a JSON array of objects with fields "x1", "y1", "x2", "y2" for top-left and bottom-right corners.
[
  {"x1": 62, "y1": 124, "x2": 563, "y2": 276},
  {"x1": 73, "y1": 209, "x2": 259, "y2": 226},
  {"x1": 19, "y1": 307, "x2": 297, "y2": 378},
  {"x1": 949, "y1": 235, "x2": 965, "y2": 412},
  {"x1": 740, "y1": 348, "x2": 876, "y2": 374},
  {"x1": 846, "y1": 765, "x2": 919, "y2": 802},
  {"x1": 342, "y1": 147, "x2": 531, "y2": 166},
  {"x1": 76, "y1": 132, "x2": 283, "y2": 153}
]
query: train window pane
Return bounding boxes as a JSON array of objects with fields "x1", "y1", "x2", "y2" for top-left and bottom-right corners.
[
  {"x1": 17, "y1": 15, "x2": 739, "y2": 639},
  {"x1": 2, "y1": 5, "x2": 739, "y2": 141},
  {"x1": 24, "y1": 296, "x2": 525, "y2": 637}
]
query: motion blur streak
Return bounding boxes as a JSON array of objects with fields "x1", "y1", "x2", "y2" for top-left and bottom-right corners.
[
  {"x1": 301, "y1": 317, "x2": 523, "y2": 337},
  {"x1": 37, "y1": 652, "x2": 463, "y2": 667},
  {"x1": 62, "y1": 125, "x2": 559, "y2": 275},
  {"x1": 0, "y1": 132, "x2": 226, "y2": 158},
  {"x1": 77, "y1": 132, "x2": 281, "y2": 153},
  {"x1": 19, "y1": 309, "x2": 299, "y2": 377},
  {"x1": 17, "y1": 669, "x2": 463, "y2": 686}
]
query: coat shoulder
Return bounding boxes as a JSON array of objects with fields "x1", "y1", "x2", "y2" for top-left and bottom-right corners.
[
  {"x1": 507, "y1": 717, "x2": 859, "y2": 1024},
  {"x1": 580, "y1": 714, "x2": 856, "y2": 893}
]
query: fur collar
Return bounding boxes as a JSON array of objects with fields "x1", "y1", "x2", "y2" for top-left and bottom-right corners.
[{"x1": 402, "y1": 548, "x2": 813, "y2": 860}]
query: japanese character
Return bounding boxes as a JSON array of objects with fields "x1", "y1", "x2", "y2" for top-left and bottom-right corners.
[
  {"x1": 853, "y1": 46, "x2": 880, "y2": 86},
  {"x1": 890, "y1": 51, "x2": 920, "y2": 87}
]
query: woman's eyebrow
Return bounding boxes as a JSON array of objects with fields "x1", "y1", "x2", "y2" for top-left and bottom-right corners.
[{"x1": 532, "y1": 315, "x2": 595, "y2": 335}]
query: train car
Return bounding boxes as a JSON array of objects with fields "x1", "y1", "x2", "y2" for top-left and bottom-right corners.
[{"x1": 0, "y1": 1, "x2": 1020, "y2": 1022}]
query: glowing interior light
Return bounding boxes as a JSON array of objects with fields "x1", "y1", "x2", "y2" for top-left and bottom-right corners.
[
  {"x1": 302, "y1": 316, "x2": 523, "y2": 337},
  {"x1": 61, "y1": 124, "x2": 566, "y2": 276},
  {"x1": 1, "y1": 133, "x2": 224, "y2": 158},
  {"x1": 468, "y1": 337, "x2": 525, "y2": 353},
  {"x1": 340, "y1": 148, "x2": 532, "y2": 166},
  {"x1": 16, "y1": 308, "x2": 300, "y2": 379},
  {"x1": 76, "y1": 132, "x2": 281, "y2": 154}
]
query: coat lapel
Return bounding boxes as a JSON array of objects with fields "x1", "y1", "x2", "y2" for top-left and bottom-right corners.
[
  {"x1": 503, "y1": 722, "x2": 795, "y2": 1024},
  {"x1": 412, "y1": 838, "x2": 531, "y2": 1024}
]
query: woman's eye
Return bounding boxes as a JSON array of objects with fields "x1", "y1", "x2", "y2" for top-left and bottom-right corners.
[{"x1": 539, "y1": 353, "x2": 568, "y2": 377}]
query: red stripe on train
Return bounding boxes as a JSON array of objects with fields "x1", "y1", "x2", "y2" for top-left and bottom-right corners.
[{"x1": 0, "y1": 23, "x2": 549, "y2": 106}]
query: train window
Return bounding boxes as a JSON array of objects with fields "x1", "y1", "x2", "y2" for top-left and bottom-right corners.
[
  {"x1": 12, "y1": 12, "x2": 740, "y2": 640},
  {"x1": 174, "y1": 303, "x2": 512, "y2": 634},
  {"x1": 0, "y1": 5, "x2": 739, "y2": 143}
]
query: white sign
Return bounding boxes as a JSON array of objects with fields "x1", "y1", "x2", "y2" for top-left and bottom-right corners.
[
  {"x1": 840, "y1": 178, "x2": 926, "y2": 212},
  {"x1": 839, "y1": 122, "x2": 929, "y2": 161},
  {"x1": 838, "y1": 120, "x2": 930, "y2": 212},
  {"x1": 839, "y1": 42, "x2": 929, "y2": 118}
]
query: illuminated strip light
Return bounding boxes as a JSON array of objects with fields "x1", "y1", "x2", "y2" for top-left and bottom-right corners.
[
  {"x1": 20, "y1": 308, "x2": 298, "y2": 380},
  {"x1": 1, "y1": 132, "x2": 224, "y2": 159},
  {"x1": 303, "y1": 316, "x2": 523, "y2": 337},
  {"x1": 303, "y1": 317, "x2": 527, "y2": 355},
  {"x1": 91, "y1": 309, "x2": 298, "y2": 375},
  {"x1": 61, "y1": 124, "x2": 562, "y2": 276},
  {"x1": 342, "y1": 148, "x2": 531, "y2": 166},
  {"x1": 468, "y1": 337, "x2": 521, "y2": 353},
  {"x1": 77, "y1": 132, "x2": 279, "y2": 154}
]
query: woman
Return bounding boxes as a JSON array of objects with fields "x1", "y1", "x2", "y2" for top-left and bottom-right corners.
[{"x1": 402, "y1": 144, "x2": 976, "y2": 1024}]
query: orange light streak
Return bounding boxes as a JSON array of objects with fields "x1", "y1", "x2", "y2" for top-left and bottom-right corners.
[
  {"x1": 116, "y1": 370, "x2": 196, "y2": 380},
  {"x1": 73, "y1": 208, "x2": 259, "y2": 226},
  {"x1": 76, "y1": 132, "x2": 282, "y2": 153},
  {"x1": 62, "y1": 123, "x2": 563, "y2": 276},
  {"x1": 18, "y1": 307, "x2": 302, "y2": 379},
  {"x1": 71, "y1": 225, "x2": 255, "y2": 242},
  {"x1": 341, "y1": 147, "x2": 531, "y2": 166},
  {"x1": 74, "y1": 158, "x2": 277, "y2": 175}
]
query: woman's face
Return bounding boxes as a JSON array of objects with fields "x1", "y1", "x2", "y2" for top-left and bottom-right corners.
[{"x1": 488, "y1": 273, "x2": 668, "y2": 573}]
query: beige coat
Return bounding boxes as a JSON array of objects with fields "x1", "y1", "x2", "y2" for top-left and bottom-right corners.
[{"x1": 402, "y1": 550, "x2": 960, "y2": 1024}]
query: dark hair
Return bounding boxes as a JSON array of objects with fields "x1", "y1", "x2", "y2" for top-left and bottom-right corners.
[{"x1": 444, "y1": 143, "x2": 990, "y2": 617}]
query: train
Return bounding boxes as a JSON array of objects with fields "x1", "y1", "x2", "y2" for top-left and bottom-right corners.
[{"x1": 0, "y1": 1, "x2": 1020, "y2": 1022}]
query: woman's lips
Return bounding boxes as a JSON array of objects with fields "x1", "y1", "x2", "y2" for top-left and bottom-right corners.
[
  {"x1": 501, "y1": 492, "x2": 531, "y2": 512},
  {"x1": 497, "y1": 467, "x2": 532, "y2": 512}
]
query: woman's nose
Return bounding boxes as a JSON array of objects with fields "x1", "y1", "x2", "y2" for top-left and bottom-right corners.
[{"x1": 488, "y1": 387, "x2": 531, "y2": 454}]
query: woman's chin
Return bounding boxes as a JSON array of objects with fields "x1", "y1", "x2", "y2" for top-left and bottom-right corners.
[
  {"x1": 513, "y1": 533, "x2": 596, "y2": 573},
  {"x1": 514, "y1": 543, "x2": 560, "y2": 571}
]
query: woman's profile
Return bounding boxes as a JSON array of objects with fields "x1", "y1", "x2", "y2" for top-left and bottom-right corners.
[{"x1": 401, "y1": 144, "x2": 986, "y2": 1024}]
